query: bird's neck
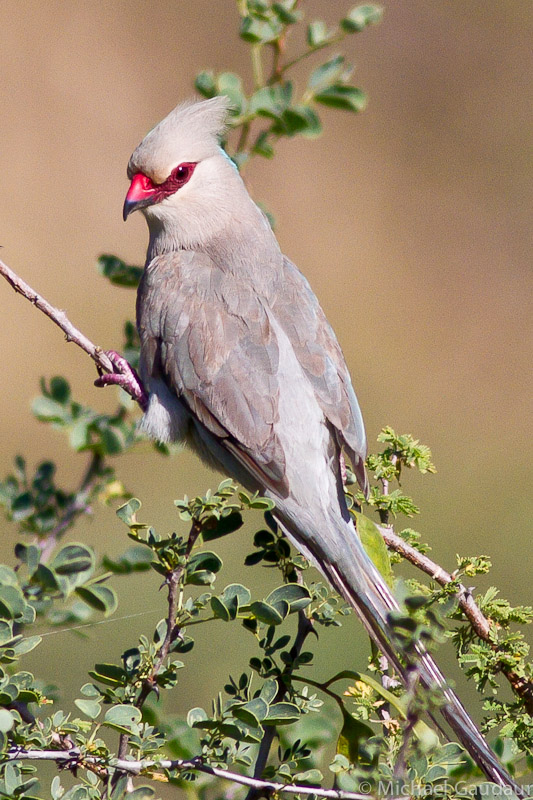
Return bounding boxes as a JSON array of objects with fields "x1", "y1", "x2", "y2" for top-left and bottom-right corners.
[{"x1": 145, "y1": 195, "x2": 282, "y2": 278}]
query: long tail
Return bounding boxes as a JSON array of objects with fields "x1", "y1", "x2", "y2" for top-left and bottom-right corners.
[{"x1": 274, "y1": 505, "x2": 524, "y2": 796}]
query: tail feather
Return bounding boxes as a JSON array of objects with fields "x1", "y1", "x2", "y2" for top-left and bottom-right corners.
[{"x1": 277, "y1": 511, "x2": 525, "y2": 797}]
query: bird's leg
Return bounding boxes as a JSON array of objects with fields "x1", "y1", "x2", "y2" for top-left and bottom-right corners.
[{"x1": 94, "y1": 350, "x2": 149, "y2": 412}]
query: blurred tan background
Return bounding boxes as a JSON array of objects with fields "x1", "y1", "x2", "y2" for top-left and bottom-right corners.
[{"x1": 0, "y1": 0, "x2": 531, "y2": 786}]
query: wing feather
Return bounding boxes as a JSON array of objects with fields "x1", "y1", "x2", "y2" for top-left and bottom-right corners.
[
  {"x1": 273, "y1": 256, "x2": 368, "y2": 492},
  {"x1": 137, "y1": 252, "x2": 287, "y2": 492}
]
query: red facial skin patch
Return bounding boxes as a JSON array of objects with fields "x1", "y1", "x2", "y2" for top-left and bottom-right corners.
[{"x1": 123, "y1": 162, "x2": 197, "y2": 218}]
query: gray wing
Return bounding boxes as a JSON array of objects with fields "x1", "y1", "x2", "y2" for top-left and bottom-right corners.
[
  {"x1": 137, "y1": 252, "x2": 288, "y2": 495},
  {"x1": 272, "y1": 256, "x2": 368, "y2": 493}
]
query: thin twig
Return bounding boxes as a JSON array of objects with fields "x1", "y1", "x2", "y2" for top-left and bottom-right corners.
[
  {"x1": 280, "y1": 32, "x2": 345, "y2": 75},
  {"x1": 114, "y1": 520, "x2": 203, "y2": 773},
  {"x1": 378, "y1": 523, "x2": 533, "y2": 712},
  {"x1": 251, "y1": 44, "x2": 264, "y2": 90},
  {"x1": 245, "y1": 603, "x2": 315, "y2": 800},
  {"x1": 0, "y1": 258, "x2": 147, "y2": 410},
  {"x1": 38, "y1": 452, "x2": 104, "y2": 563},
  {"x1": 5, "y1": 748, "x2": 372, "y2": 799},
  {"x1": 392, "y1": 668, "x2": 420, "y2": 781},
  {"x1": 0, "y1": 258, "x2": 113, "y2": 374}
]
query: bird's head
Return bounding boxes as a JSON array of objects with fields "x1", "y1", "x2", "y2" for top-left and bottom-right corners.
[{"x1": 123, "y1": 96, "x2": 245, "y2": 249}]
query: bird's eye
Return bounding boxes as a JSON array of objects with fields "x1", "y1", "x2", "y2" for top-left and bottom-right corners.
[{"x1": 171, "y1": 162, "x2": 196, "y2": 187}]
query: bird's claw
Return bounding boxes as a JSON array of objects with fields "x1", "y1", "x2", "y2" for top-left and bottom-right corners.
[{"x1": 94, "y1": 349, "x2": 149, "y2": 411}]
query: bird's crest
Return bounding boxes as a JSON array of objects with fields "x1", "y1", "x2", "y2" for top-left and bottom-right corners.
[{"x1": 128, "y1": 96, "x2": 232, "y2": 182}]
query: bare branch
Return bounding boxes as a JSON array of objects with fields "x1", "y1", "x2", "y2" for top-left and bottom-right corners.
[
  {"x1": 0, "y1": 258, "x2": 147, "y2": 408},
  {"x1": 0, "y1": 258, "x2": 113, "y2": 373},
  {"x1": 5, "y1": 748, "x2": 371, "y2": 800}
]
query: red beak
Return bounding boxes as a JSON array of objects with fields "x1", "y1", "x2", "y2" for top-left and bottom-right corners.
[{"x1": 123, "y1": 173, "x2": 158, "y2": 220}]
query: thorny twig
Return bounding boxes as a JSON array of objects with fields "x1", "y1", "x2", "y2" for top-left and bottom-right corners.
[
  {"x1": 378, "y1": 523, "x2": 533, "y2": 713},
  {"x1": 114, "y1": 520, "x2": 203, "y2": 774}
]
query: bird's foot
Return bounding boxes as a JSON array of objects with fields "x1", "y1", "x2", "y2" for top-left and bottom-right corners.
[{"x1": 94, "y1": 350, "x2": 149, "y2": 412}]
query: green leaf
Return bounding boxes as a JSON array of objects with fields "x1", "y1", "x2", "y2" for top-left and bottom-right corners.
[
  {"x1": 14, "y1": 543, "x2": 40, "y2": 575},
  {"x1": 128, "y1": 789, "x2": 156, "y2": 800},
  {"x1": 76, "y1": 585, "x2": 118, "y2": 616},
  {"x1": 187, "y1": 551, "x2": 223, "y2": 576},
  {"x1": 103, "y1": 546, "x2": 152, "y2": 574},
  {"x1": 272, "y1": 3, "x2": 300, "y2": 25},
  {"x1": 309, "y1": 55, "x2": 345, "y2": 92},
  {"x1": 89, "y1": 663, "x2": 126, "y2": 687},
  {"x1": 52, "y1": 544, "x2": 94, "y2": 576},
  {"x1": 80, "y1": 683, "x2": 101, "y2": 697},
  {"x1": 51, "y1": 776, "x2": 63, "y2": 800},
  {"x1": 74, "y1": 699, "x2": 101, "y2": 720},
  {"x1": 248, "y1": 87, "x2": 281, "y2": 119},
  {"x1": 0, "y1": 708, "x2": 14, "y2": 732},
  {"x1": 354, "y1": 512, "x2": 394, "y2": 587},
  {"x1": 0, "y1": 566, "x2": 18, "y2": 586},
  {"x1": 266, "y1": 583, "x2": 311, "y2": 613},
  {"x1": 249, "y1": 601, "x2": 285, "y2": 625},
  {"x1": 201, "y1": 511, "x2": 243, "y2": 541},
  {"x1": 32, "y1": 396, "x2": 68, "y2": 423},
  {"x1": 216, "y1": 72, "x2": 245, "y2": 113},
  {"x1": 222, "y1": 583, "x2": 251, "y2": 607},
  {"x1": 187, "y1": 707, "x2": 209, "y2": 728},
  {"x1": 49, "y1": 376, "x2": 71, "y2": 404},
  {"x1": 299, "y1": 107, "x2": 322, "y2": 138},
  {"x1": 12, "y1": 635, "x2": 42, "y2": 657},
  {"x1": 116, "y1": 498, "x2": 142, "y2": 526},
  {"x1": 97, "y1": 255, "x2": 143, "y2": 288},
  {"x1": 233, "y1": 697, "x2": 268, "y2": 727},
  {"x1": 0, "y1": 620, "x2": 14, "y2": 645},
  {"x1": 252, "y1": 131, "x2": 275, "y2": 159},
  {"x1": 307, "y1": 20, "x2": 329, "y2": 47},
  {"x1": 4, "y1": 763, "x2": 20, "y2": 794},
  {"x1": 0, "y1": 683, "x2": 19, "y2": 704},
  {"x1": 195, "y1": 70, "x2": 216, "y2": 98},
  {"x1": 99, "y1": 425, "x2": 126, "y2": 455},
  {"x1": 294, "y1": 768, "x2": 323, "y2": 784},
  {"x1": 33, "y1": 563, "x2": 61, "y2": 593},
  {"x1": 103, "y1": 704, "x2": 142, "y2": 734},
  {"x1": 315, "y1": 85, "x2": 367, "y2": 113},
  {"x1": 263, "y1": 701, "x2": 300, "y2": 725},
  {"x1": 337, "y1": 706, "x2": 373, "y2": 763},
  {"x1": 0, "y1": 584, "x2": 27, "y2": 620},
  {"x1": 259, "y1": 678, "x2": 278, "y2": 704},
  {"x1": 210, "y1": 595, "x2": 232, "y2": 622},
  {"x1": 240, "y1": 15, "x2": 281, "y2": 44},
  {"x1": 185, "y1": 570, "x2": 215, "y2": 586},
  {"x1": 340, "y1": 4, "x2": 383, "y2": 33},
  {"x1": 69, "y1": 420, "x2": 91, "y2": 451},
  {"x1": 273, "y1": 106, "x2": 321, "y2": 138},
  {"x1": 10, "y1": 492, "x2": 34, "y2": 521}
]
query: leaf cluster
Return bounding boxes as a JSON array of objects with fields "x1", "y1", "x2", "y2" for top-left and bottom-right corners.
[{"x1": 193, "y1": 1, "x2": 382, "y2": 167}]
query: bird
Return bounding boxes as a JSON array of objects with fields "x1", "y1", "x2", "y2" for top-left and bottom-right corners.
[{"x1": 116, "y1": 95, "x2": 522, "y2": 793}]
